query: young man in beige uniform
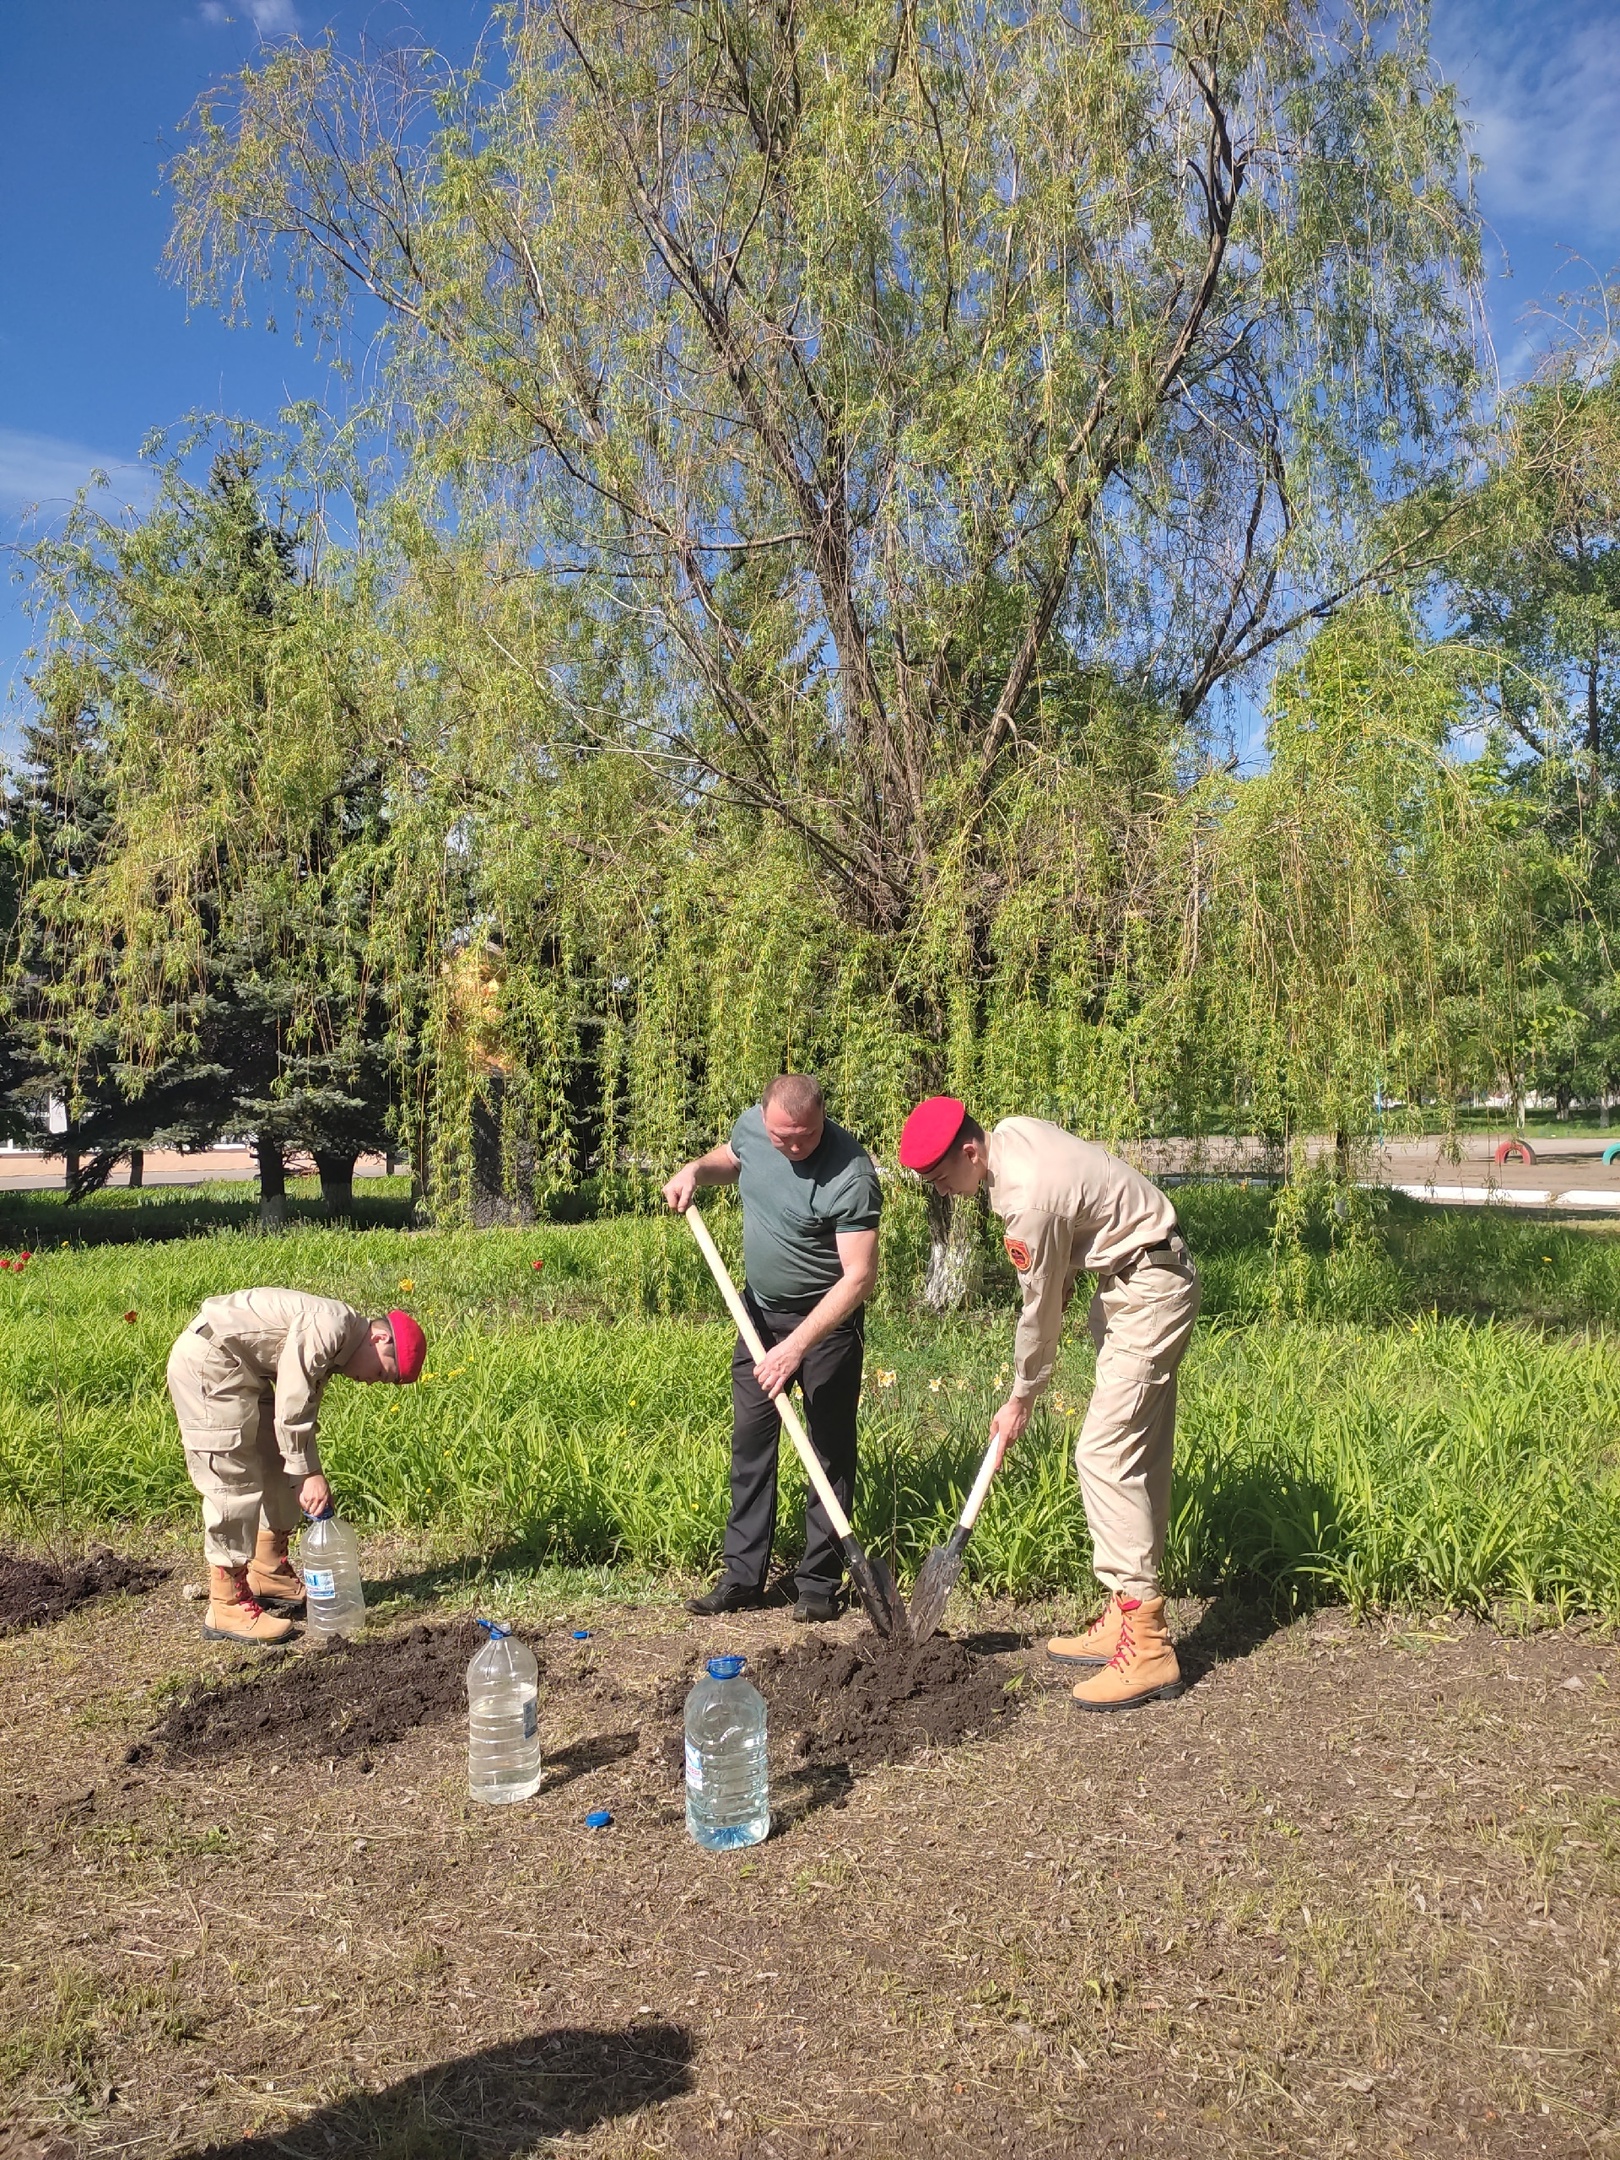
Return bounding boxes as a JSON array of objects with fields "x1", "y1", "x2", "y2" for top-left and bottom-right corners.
[
  {"x1": 899, "y1": 1097, "x2": 1199, "y2": 1710},
  {"x1": 166, "y1": 1290, "x2": 427, "y2": 1646}
]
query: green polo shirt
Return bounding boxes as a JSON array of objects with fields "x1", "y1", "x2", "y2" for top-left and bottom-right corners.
[{"x1": 728, "y1": 1105, "x2": 883, "y2": 1309}]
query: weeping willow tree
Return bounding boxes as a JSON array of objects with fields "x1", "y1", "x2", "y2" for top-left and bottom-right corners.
[
  {"x1": 160, "y1": 0, "x2": 1487, "y2": 1218},
  {"x1": 1203, "y1": 601, "x2": 1554, "y2": 1155}
]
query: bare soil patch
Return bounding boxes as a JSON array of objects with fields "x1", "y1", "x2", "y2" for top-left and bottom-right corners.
[
  {"x1": 138, "y1": 1619, "x2": 482, "y2": 1769},
  {"x1": 654, "y1": 1626, "x2": 1022, "y2": 1785},
  {"x1": 0, "y1": 1547, "x2": 166, "y2": 1637},
  {"x1": 137, "y1": 1612, "x2": 1022, "y2": 1797},
  {"x1": 2, "y1": 1557, "x2": 1617, "y2": 2160}
]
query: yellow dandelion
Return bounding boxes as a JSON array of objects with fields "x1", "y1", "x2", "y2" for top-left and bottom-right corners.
[{"x1": 398, "y1": 1277, "x2": 415, "y2": 1293}]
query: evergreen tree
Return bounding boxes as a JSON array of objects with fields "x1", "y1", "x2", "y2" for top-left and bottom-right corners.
[{"x1": 12, "y1": 439, "x2": 397, "y2": 1221}]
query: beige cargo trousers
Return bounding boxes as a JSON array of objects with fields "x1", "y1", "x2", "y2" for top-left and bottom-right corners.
[
  {"x1": 166, "y1": 1323, "x2": 302, "y2": 1568},
  {"x1": 1075, "y1": 1243, "x2": 1201, "y2": 1598}
]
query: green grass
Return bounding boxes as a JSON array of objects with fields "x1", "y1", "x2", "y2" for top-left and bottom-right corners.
[{"x1": 2, "y1": 1182, "x2": 1619, "y2": 1615}]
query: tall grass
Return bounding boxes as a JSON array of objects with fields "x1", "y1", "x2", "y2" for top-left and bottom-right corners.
[{"x1": 2, "y1": 1191, "x2": 1618, "y2": 1613}]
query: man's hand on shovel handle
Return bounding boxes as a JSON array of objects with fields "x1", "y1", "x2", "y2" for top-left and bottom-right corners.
[
  {"x1": 753, "y1": 1338, "x2": 805, "y2": 1400},
  {"x1": 662, "y1": 1164, "x2": 699, "y2": 1212},
  {"x1": 988, "y1": 1394, "x2": 1033, "y2": 1470}
]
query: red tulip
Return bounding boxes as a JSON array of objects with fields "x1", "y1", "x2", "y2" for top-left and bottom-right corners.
[
  {"x1": 532, "y1": 1258, "x2": 545, "y2": 1273},
  {"x1": 17, "y1": 1251, "x2": 31, "y2": 1261},
  {"x1": 0, "y1": 1260, "x2": 10, "y2": 1271},
  {"x1": 124, "y1": 1311, "x2": 138, "y2": 1324}
]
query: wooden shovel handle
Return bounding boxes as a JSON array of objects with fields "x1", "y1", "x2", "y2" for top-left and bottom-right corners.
[
  {"x1": 684, "y1": 1204, "x2": 856, "y2": 1542},
  {"x1": 958, "y1": 1434, "x2": 1002, "y2": 1535}
]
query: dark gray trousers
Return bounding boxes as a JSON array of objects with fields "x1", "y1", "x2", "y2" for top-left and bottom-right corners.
[{"x1": 722, "y1": 1289, "x2": 864, "y2": 1597}]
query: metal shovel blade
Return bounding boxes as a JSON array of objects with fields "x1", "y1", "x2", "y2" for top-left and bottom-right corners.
[
  {"x1": 908, "y1": 1525, "x2": 969, "y2": 1644},
  {"x1": 845, "y1": 1540, "x2": 909, "y2": 1643}
]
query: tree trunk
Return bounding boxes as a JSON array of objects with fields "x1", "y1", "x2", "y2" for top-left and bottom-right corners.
[
  {"x1": 922, "y1": 1189, "x2": 978, "y2": 1312},
  {"x1": 127, "y1": 1147, "x2": 144, "y2": 1189},
  {"x1": 63, "y1": 1149, "x2": 80, "y2": 1199},
  {"x1": 256, "y1": 1134, "x2": 287, "y2": 1229},
  {"x1": 315, "y1": 1149, "x2": 357, "y2": 1216}
]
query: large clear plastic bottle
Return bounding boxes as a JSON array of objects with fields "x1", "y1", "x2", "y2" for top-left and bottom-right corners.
[
  {"x1": 684, "y1": 1654, "x2": 769, "y2": 1851},
  {"x1": 467, "y1": 1620, "x2": 543, "y2": 1804},
  {"x1": 299, "y1": 1508, "x2": 366, "y2": 1640}
]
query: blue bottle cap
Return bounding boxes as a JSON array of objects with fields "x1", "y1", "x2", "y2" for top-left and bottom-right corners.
[
  {"x1": 571, "y1": 1629, "x2": 591, "y2": 1639},
  {"x1": 475, "y1": 1618, "x2": 511, "y2": 1639},
  {"x1": 585, "y1": 1809, "x2": 612, "y2": 1828},
  {"x1": 707, "y1": 1654, "x2": 747, "y2": 1680},
  {"x1": 302, "y1": 1504, "x2": 336, "y2": 1522}
]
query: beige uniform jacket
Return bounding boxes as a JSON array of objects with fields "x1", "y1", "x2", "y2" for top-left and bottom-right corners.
[
  {"x1": 167, "y1": 1289, "x2": 370, "y2": 1477},
  {"x1": 986, "y1": 1118, "x2": 1180, "y2": 1401}
]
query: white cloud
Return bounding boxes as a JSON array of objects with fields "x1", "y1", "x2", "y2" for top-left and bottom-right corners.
[
  {"x1": 199, "y1": 0, "x2": 302, "y2": 33},
  {"x1": 1434, "y1": 0, "x2": 1620, "y2": 243},
  {"x1": 0, "y1": 428, "x2": 151, "y2": 521}
]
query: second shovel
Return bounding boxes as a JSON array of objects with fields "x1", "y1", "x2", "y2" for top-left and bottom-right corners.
[{"x1": 907, "y1": 1432, "x2": 1003, "y2": 1644}]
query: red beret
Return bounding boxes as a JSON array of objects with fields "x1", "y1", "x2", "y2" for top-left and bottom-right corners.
[
  {"x1": 388, "y1": 1309, "x2": 427, "y2": 1384},
  {"x1": 898, "y1": 1095, "x2": 967, "y2": 1173}
]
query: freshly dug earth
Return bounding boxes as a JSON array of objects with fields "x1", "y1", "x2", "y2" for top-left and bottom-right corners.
[
  {"x1": 0, "y1": 1546, "x2": 167, "y2": 1637},
  {"x1": 144, "y1": 1619, "x2": 484, "y2": 1766},
  {"x1": 667, "y1": 1626, "x2": 1023, "y2": 1778},
  {"x1": 144, "y1": 1612, "x2": 1019, "y2": 1791}
]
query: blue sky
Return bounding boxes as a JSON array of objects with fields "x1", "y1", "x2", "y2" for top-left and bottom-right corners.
[{"x1": 2, "y1": 0, "x2": 1618, "y2": 753}]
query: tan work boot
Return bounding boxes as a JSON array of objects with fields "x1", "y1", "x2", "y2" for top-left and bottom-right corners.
[
  {"x1": 1047, "y1": 1594, "x2": 1128, "y2": 1667},
  {"x1": 247, "y1": 1529, "x2": 306, "y2": 1613},
  {"x1": 202, "y1": 1564, "x2": 294, "y2": 1646},
  {"x1": 1069, "y1": 1595, "x2": 1182, "y2": 1713}
]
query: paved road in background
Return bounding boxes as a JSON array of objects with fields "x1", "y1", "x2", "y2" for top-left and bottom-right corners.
[
  {"x1": 3, "y1": 1134, "x2": 1616, "y2": 1211},
  {"x1": 0, "y1": 1148, "x2": 397, "y2": 1192}
]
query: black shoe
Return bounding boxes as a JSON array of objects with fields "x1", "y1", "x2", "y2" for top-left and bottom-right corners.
[
  {"x1": 792, "y1": 1591, "x2": 842, "y2": 1624},
  {"x1": 685, "y1": 1579, "x2": 768, "y2": 1617}
]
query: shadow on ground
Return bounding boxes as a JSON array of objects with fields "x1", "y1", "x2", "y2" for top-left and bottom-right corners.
[
  {"x1": 544, "y1": 1728, "x2": 641, "y2": 1790},
  {"x1": 1174, "y1": 1592, "x2": 1294, "y2": 1688},
  {"x1": 175, "y1": 2023, "x2": 696, "y2": 2158}
]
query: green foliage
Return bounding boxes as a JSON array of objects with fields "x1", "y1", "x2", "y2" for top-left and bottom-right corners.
[
  {"x1": 151, "y1": 0, "x2": 1496, "y2": 1209},
  {"x1": 5, "y1": 1193, "x2": 1620, "y2": 1615},
  {"x1": 6, "y1": 434, "x2": 398, "y2": 1204}
]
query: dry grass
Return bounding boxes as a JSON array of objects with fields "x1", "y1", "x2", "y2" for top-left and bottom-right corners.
[{"x1": 0, "y1": 1542, "x2": 1617, "y2": 2158}]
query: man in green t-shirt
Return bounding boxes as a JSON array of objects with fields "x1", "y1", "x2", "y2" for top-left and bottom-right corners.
[{"x1": 663, "y1": 1074, "x2": 882, "y2": 1621}]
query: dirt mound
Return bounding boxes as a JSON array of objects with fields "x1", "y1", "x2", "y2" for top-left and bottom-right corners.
[
  {"x1": 660, "y1": 1628, "x2": 1023, "y2": 1782},
  {"x1": 143, "y1": 1620, "x2": 488, "y2": 1768},
  {"x1": 0, "y1": 1547, "x2": 168, "y2": 1637}
]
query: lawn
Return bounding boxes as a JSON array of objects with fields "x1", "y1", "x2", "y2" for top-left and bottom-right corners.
[
  {"x1": 3, "y1": 1181, "x2": 1619, "y2": 2159},
  {"x1": 3, "y1": 1180, "x2": 1619, "y2": 1616}
]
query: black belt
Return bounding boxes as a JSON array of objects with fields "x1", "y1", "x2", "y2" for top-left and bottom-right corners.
[{"x1": 1106, "y1": 1231, "x2": 1191, "y2": 1285}]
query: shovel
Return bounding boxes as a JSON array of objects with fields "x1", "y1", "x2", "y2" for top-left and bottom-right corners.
[
  {"x1": 684, "y1": 1204, "x2": 908, "y2": 1642},
  {"x1": 907, "y1": 1431, "x2": 1003, "y2": 1643}
]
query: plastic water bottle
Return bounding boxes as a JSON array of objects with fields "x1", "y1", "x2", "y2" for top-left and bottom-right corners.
[
  {"x1": 684, "y1": 1654, "x2": 769, "y2": 1851},
  {"x1": 299, "y1": 1508, "x2": 366, "y2": 1640},
  {"x1": 467, "y1": 1620, "x2": 542, "y2": 1804}
]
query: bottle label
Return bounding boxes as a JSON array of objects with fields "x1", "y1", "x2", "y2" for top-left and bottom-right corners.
[
  {"x1": 523, "y1": 1700, "x2": 537, "y2": 1740},
  {"x1": 684, "y1": 1740, "x2": 703, "y2": 1791},
  {"x1": 305, "y1": 1568, "x2": 337, "y2": 1599}
]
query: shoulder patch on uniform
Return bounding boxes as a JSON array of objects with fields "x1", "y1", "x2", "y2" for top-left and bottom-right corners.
[{"x1": 1004, "y1": 1236, "x2": 1033, "y2": 1272}]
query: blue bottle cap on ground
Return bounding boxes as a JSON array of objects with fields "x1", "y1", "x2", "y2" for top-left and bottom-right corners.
[
  {"x1": 707, "y1": 1654, "x2": 747, "y2": 1680},
  {"x1": 571, "y1": 1629, "x2": 591, "y2": 1639},
  {"x1": 585, "y1": 1809, "x2": 612, "y2": 1828}
]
